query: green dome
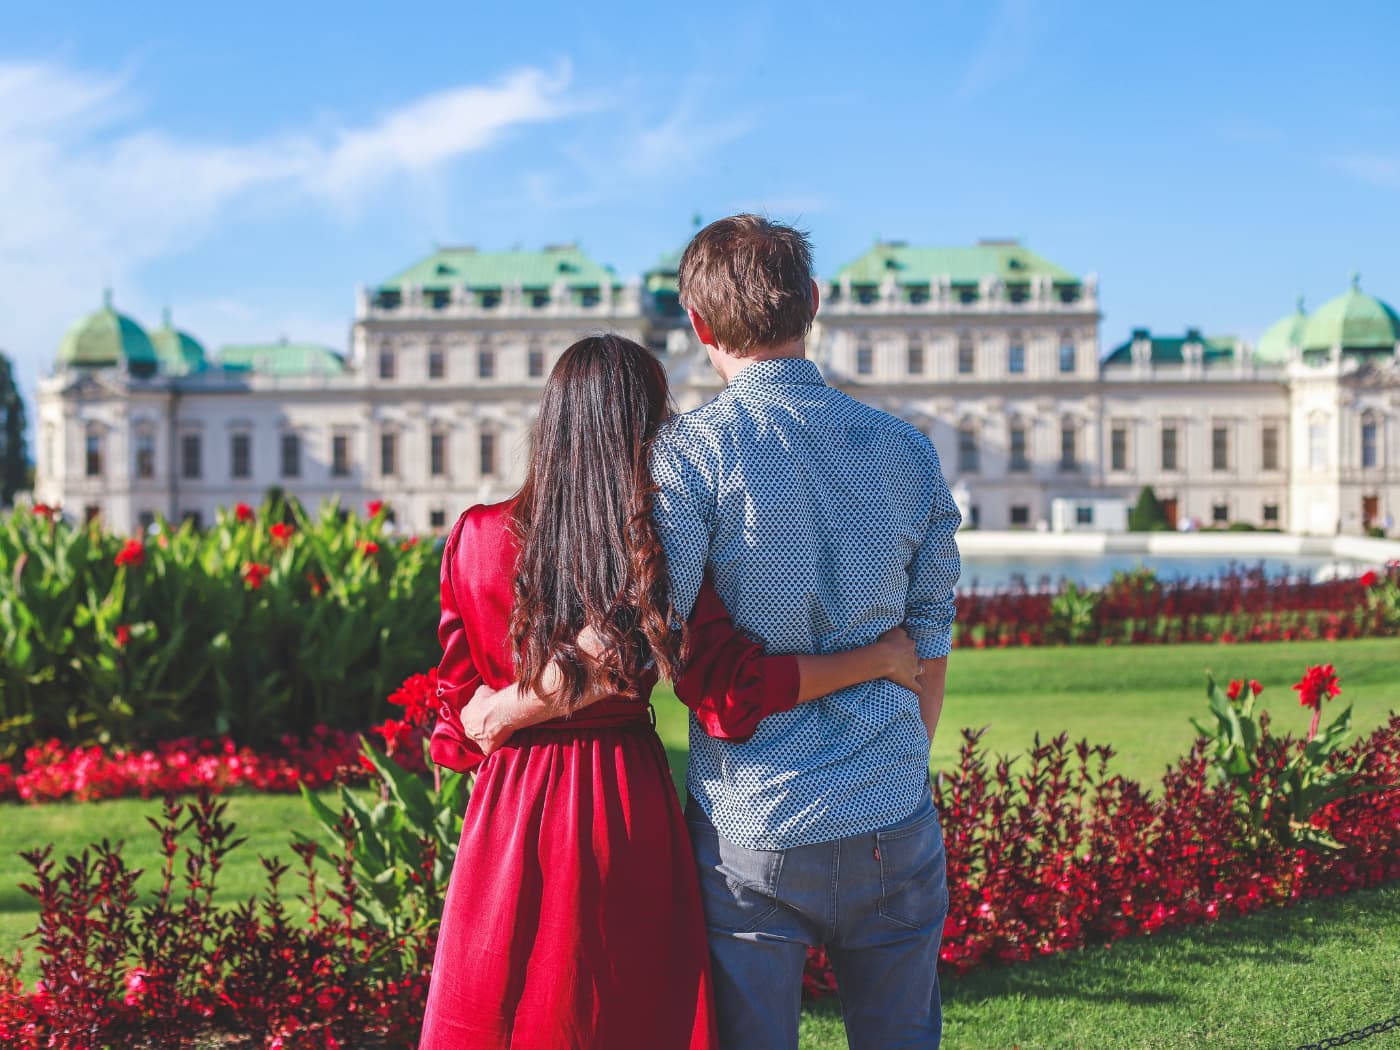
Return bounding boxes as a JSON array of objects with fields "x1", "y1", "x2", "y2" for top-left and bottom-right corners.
[
  {"x1": 57, "y1": 293, "x2": 159, "y2": 374},
  {"x1": 149, "y1": 309, "x2": 208, "y2": 376},
  {"x1": 1300, "y1": 276, "x2": 1400, "y2": 354},
  {"x1": 1256, "y1": 296, "x2": 1307, "y2": 364}
]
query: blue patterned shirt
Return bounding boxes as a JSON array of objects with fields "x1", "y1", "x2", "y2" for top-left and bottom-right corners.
[{"x1": 651, "y1": 357, "x2": 961, "y2": 849}]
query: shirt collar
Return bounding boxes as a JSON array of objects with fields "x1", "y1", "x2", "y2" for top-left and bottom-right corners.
[{"x1": 727, "y1": 357, "x2": 826, "y2": 390}]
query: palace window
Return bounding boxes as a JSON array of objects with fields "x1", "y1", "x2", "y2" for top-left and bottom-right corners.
[
  {"x1": 378, "y1": 346, "x2": 396, "y2": 381},
  {"x1": 1261, "y1": 424, "x2": 1280, "y2": 472},
  {"x1": 427, "y1": 342, "x2": 446, "y2": 380},
  {"x1": 1009, "y1": 504, "x2": 1030, "y2": 527},
  {"x1": 429, "y1": 509, "x2": 448, "y2": 529},
  {"x1": 430, "y1": 431, "x2": 447, "y2": 478},
  {"x1": 957, "y1": 425, "x2": 980, "y2": 474},
  {"x1": 1059, "y1": 419, "x2": 1077, "y2": 471},
  {"x1": 138, "y1": 511, "x2": 155, "y2": 532},
  {"x1": 1076, "y1": 505, "x2": 1094, "y2": 526},
  {"x1": 480, "y1": 431, "x2": 498, "y2": 477},
  {"x1": 135, "y1": 431, "x2": 156, "y2": 480},
  {"x1": 230, "y1": 433, "x2": 252, "y2": 480},
  {"x1": 1058, "y1": 339, "x2": 1076, "y2": 374},
  {"x1": 1212, "y1": 503, "x2": 1229, "y2": 525},
  {"x1": 1263, "y1": 503, "x2": 1280, "y2": 525},
  {"x1": 1007, "y1": 336, "x2": 1026, "y2": 375},
  {"x1": 331, "y1": 434, "x2": 351, "y2": 478},
  {"x1": 181, "y1": 433, "x2": 202, "y2": 480},
  {"x1": 906, "y1": 335, "x2": 924, "y2": 375},
  {"x1": 1309, "y1": 421, "x2": 1328, "y2": 471},
  {"x1": 84, "y1": 503, "x2": 101, "y2": 523},
  {"x1": 1009, "y1": 425, "x2": 1029, "y2": 472},
  {"x1": 528, "y1": 339, "x2": 546, "y2": 379},
  {"x1": 85, "y1": 430, "x2": 103, "y2": 478},
  {"x1": 1161, "y1": 425, "x2": 1179, "y2": 472},
  {"x1": 380, "y1": 431, "x2": 398, "y2": 477},
  {"x1": 957, "y1": 335, "x2": 975, "y2": 376},
  {"x1": 281, "y1": 433, "x2": 301, "y2": 479},
  {"x1": 329, "y1": 434, "x2": 348, "y2": 478},
  {"x1": 1361, "y1": 417, "x2": 1379, "y2": 469},
  {"x1": 1211, "y1": 425, "x2": 1229, "y2": 472},
  {"x1": 181, "y1": 510, "x2": 203, "y2": 530},
  {"x1": 1110, "y1": 424, "x2": 1129, "y2": 472},
  {"x1": 478, "y1": 348, "x2": 496, "y2": 379},
  {"x1": 855, "y1": 336, "x2": 873, "y2": 377}
]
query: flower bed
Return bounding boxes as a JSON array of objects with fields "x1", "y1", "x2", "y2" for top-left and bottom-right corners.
[
  {"x1": 954, "y1": 563, "x2": 1400, "y2": 648},
  {"x1": 0, "y1": 673, "x2": 438, "y2": 804},
  {"x1": 1, "y1": 666, "x2": 1396, "y2": 1046},
  {"x1": 0, "y1": 500, "x2": 439, "y2": 758}
]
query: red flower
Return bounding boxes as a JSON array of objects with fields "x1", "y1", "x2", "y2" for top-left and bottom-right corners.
[
  {"x1": 1359, "y1": 570, "x2": 1379, "y2": 588},
  {"x1": 1249, "y1": 680, "x2": 1263, "y2": 696},
  {"x1": 366, "y1": 500, "x2": 385, "y2": 517},
  {"x1": 114, "y1": 539, "x2": 145, "y2": 568},
  {"x1": 269, "y1": 523, "x2": 294, "y2": 543},
  {"x1": 1226, "y1": 680, "x2": 1244, "y2": 701},
  {"x1": 114, "y1": 625, "x2": 131, "y2": 648},
  {"x1": 1292, "y1": 664, "x2": 1341, "y2": 711},
  {"x1": 358, "y1": 540, "x2": 380, "y2": 556},
  {"x1": 234, "y1": 502, "x2": 254, "y2": 523},
  {"x1": 32, "y1": 502, "x2": 53, "y2": 518},
  {"x1": 400, "y1": 537, "x2": 419, "y2": 551},
  {"x1": 243, "y1": 562, "x2": 272, "y2": 589}
]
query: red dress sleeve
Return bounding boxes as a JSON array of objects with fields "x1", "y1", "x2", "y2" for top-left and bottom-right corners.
[
  {"x1": 429, "y1": 514, "x2": 487, "y2": 774},
  {"x1": 674, "y1": 577, "x2": 801, "y2": 743}
]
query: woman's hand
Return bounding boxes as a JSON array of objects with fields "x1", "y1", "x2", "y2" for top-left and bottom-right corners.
[{"x1": 874, "y1": 627, "x2": 923, "y2": 691}]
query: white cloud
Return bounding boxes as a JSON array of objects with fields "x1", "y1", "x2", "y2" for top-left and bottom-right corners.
[
  {"x1": 1328, "y1": 152, "x2": 1400, "y2": 191},
  {"x1": 0, "y1": 57, "x2": 580, "y2": 401},
  {"x1": 956, "y1": 0, "x2": 1038, "y2": 101}
]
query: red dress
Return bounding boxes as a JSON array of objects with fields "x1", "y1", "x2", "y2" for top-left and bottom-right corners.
[{"x1": 419, "y1": 501, "x2": 800, "y2": 1050}]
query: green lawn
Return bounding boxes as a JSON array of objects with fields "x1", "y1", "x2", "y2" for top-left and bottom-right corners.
[
  {"x1": 3, "y1": 637, "x2": 1398, "y2": 1046},
  {"x1": 652, "y1": 636, "x2": 1400, "y2": 790}
]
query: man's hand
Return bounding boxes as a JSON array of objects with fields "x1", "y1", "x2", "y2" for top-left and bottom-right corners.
[
  {"x1": 458, "y1": 682, "x2": 518, "y2": 757},
  {"x1": 874, "y1": 627, "x2": 923, "y2": 691}
]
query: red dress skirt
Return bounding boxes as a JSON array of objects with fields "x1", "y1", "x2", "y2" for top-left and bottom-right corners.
[{"x1": 419, "y1": 502, "x2": 799, "y2": 1050}]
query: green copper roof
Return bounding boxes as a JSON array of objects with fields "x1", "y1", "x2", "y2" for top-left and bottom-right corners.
[
  {"x1": 218, "y1": 341, "x2": 346, "y2": 378},
  {"x1": 1300, "y1": 276, "x2": 1400, "y2": 353},
  {"x1": 57, "y1": 293, "x2": 159, "y2": 371},
  {"x1": 378, "y1": 244, "x2": 619, "y2": 292},
  {"x1": 833, "y1": 240, "x2": 1079, "y2": 287},
  {"x1": 149, "y1": 309, "x2": 208, "y2": 376},
  {"x1": 1104, "y1": 329, "x2": 1237, "y2": 367},
  {"x1": 1255, "y1": 297, "x2": 1307, "y2": 364},
  {"x1": 644, "y1": 246, "x2": 683, "y2": 296}
]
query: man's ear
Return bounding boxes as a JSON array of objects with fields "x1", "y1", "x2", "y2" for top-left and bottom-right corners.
[
  {"x1": 810, "y1": 279, "x2": 821, "y2": 315},
  {"x1": 687, "y1": 307, "x2": 718, "y2": 349}
]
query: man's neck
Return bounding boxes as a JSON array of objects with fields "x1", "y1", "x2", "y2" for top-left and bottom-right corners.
[{"x1": 710, "y1": 341, "x2": 806, "y2": 384}]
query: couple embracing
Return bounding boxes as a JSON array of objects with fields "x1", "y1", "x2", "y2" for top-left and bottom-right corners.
[{"x1": 419, "y1": 215, "x2": 962, "y2": 1050}]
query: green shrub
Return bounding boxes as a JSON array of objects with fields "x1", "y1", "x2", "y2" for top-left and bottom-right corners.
[
  {"x1": 0, "y1": 501, "x2": 440, "y2": 756},
  {"x1": 1127, "y1": 486, "x2": 1169, "y2": 532}
]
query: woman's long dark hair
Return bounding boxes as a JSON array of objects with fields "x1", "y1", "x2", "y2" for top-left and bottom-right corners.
[{"x1": 509, "y1": 334, "x2": 683, "y2": 711}]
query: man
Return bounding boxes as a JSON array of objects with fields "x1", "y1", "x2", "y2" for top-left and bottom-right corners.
[{"x1": 651, "y1": 214, "x2": 961, "y2": 1050}]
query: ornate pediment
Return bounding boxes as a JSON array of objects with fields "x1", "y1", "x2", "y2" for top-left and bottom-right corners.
[{"x1": 1348, "y1": 358, "x2": 1400, "y2": 390}]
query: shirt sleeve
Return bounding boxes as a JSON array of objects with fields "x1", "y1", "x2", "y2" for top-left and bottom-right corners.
[
  {"x1": 904, "y1": 445, "x2": 962, "y2": 660},
  {"x1": 428, "y1": 515, "x2": 487, "y2": 774},
  {"x1": 649, "y1": 429, "x2": 714, "y2": 621},
  {"x1": 673, "y1": 576, "x2": 801, "y2": 742}
]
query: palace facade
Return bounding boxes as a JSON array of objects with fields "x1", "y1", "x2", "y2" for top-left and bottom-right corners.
[{"x1": 33, "y1": 239, "x2": 1400, "y2": 537}]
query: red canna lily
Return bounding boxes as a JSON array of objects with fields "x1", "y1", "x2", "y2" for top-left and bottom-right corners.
[
  {"x1": 114, "y1": 539, "x2": 144, "y2": 568},
  {"x1": 243, "y1": 562, "x2": 272, "y2": 589},
  {"x1": 269, "y1": 523, "x2": 294, "y2": 543},
  {"x1": 234, "y1": 502, "x2": 254, "y2": 523},
  {"x1": 366, "y1": 500, "x2": 385, "y2": 518},
  {"x1": 114, "y1": 625, "x2": 131, "y2": 648}
]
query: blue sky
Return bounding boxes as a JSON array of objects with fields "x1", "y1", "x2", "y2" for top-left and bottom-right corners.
[{"x1": 3, "y1": 0, "x2": 1399, "y2": 411}]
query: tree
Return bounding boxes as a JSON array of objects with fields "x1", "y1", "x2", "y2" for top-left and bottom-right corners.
[
  {"x1": 1128, "y1": 485, "x2": 1169, "y2": 532},
  {"x1": 0, "y1": 351, "x2": 27, "y2": 507}
]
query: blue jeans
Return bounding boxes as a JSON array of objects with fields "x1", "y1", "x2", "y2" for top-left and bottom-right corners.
[{"x1": 685, "y1": 789, "x2": 947, "y2": 1050}]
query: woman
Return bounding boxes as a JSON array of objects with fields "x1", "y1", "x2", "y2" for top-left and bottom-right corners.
[{"x1": 419, "y1": 335, "x2": 921, "y2": 1050}]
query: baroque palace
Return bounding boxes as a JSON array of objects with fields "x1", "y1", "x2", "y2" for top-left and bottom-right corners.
[{"x1": 34, "y1": 238, "x2": 1400, "y2": 537}]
